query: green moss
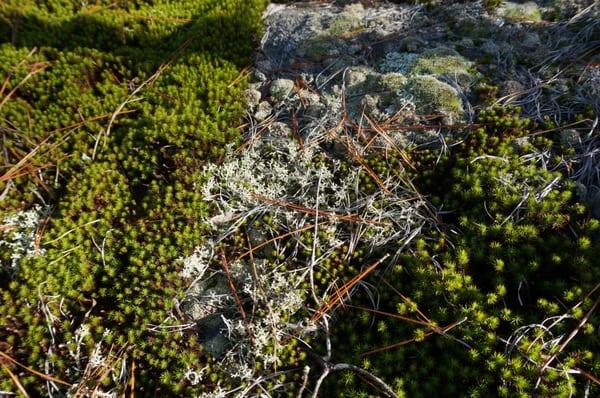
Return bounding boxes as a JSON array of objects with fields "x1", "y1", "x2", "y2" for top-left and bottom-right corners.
[
  {"x1": 0, "y1": 0, "x2": 268, "y2": 396},
  {"x1": 325, "y1": 106, "x2": 600, "y2": 397}
]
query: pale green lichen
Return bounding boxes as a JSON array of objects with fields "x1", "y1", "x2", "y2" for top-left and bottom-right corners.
[
  {"x1": 327, "y1": 4, "x2": 365, "y2": 36},
  {"x1": 408, "y1": 48, "x2": 476, "y2": 86},
  {"x1": 410, "y1": 54, "x2": 472, "y2": 76},
  {"x1": 379, "y1": 52, "x2": 419, "y2": 74},
  {"x1": 500, "y1": 1, "x2": 543, "y2": 21},
  {"x1": 300, "y1": 34, "x2": 340, "y2": 61},
  {"x1": 405, "y1": 75, "x2": 464, "y2": 121},
  {"x1": 378, "y1": 72, "x2": 408, "y2": 106}
]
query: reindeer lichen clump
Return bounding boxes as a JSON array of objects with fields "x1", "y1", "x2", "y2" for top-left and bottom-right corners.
[{"x1": 179, "y1": 124, "x2": 429, "y2": 393}]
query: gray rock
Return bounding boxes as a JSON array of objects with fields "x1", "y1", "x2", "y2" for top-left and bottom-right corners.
[
  {"x1": 267, "y1": 122, "x2": 293, "y2": 138},
  {"x1": 254, "y1": 101, "x2": 273, "y2": 122},
  {"x1": 560, "y1": 129, "x2": 582, "y2": 148},
  {"x1": 270, "y1": 79, "x2": 295, "y2": 100},
  {"x1": 244, "y1": 89, "x2": 262, "y2": 108},
  {"x1": 298, "y1": 89, "x2": 321, "y2": 106},
  {"x1": 500, "y1": 80, "x2": 525, "y2": 97},
  {"x1": 305, "y1": 102, "x2": 328, "y2": 119},
  {"x1": 398, "y1": 36, "x2": 426, "y2": 52},
  {"x1": 522, "y1": 32, "x2": 541, "y2": 49},
  {"x1": 481, "y1": 40, "x2": 500, "y2": 57},
  {"x1": 252, "y1": 69, "x2": 267, "y2": 82},
  {"x1": 261, "y1": 6, "x2": 328, "y2": 67}
]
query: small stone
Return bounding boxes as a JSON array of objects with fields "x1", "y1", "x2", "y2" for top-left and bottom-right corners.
[
  {"x1": 345, "y1": 66, "x2": 370, "y2": 87},
  {"x1": 398, "y1": 36, "x2": 426, "y2": 52},
  {"x1": 252, "y1": 69, "x2": 267, "y2": 82},
  {"x1": 244, "y1": 89, "x2": 262, "y2": 108},
  {"x1": 298, "y1": 89, "x2": 321, "y2": 106},
  {"x1": 305, "y1": 103, "x2": 327, "y2": 119},
  {"x1": 256, "y1": 59, "x2": 272, "y2": 72},
  {"x1": 348, "y1": 44, "x2": 362, "y2": 55},
  {"x1": 254, "y1": 101, "x2": 273, "y2": 122},
  {"x1": 268, "y1": 122, "x2": 293, "y2": 138},
  {"x1": 481, "y1": 40, "x2": 500, "y2": 56},
  {"x1": 500, "y1": 80, "x2": 525, "y2": 97},
  {"x1": 522, "y1": 32, "x2": 541, "y2": 49},
  {"x1": 405, "y1": 75, "x2": 463, "y2": 123},
  {"x1": 270, "y1": 79, "x2": 295, "y2": 100},
  {"x1": 560, "y1": 129, "x2": 582, "y2": 148}
]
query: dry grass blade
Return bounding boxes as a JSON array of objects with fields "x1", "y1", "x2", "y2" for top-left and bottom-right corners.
[
  {"x1": 130, "y1": 359, "x2": 135, "y2": 398},
  {"x1": 0, "y1": 61, "x2": 49, "y2": 111},
  {"x1": 220, "y1": 250, "x2": 248, "y2": 323},
  {"x1": 70, "y1": 345, "x2": 128, "y2": 398},
  {"x1": 237, "y1": 221, "x2": 329, "y2": 261},
  {"x1": 360, "y1": 317, "x2": 464, "y2": 356},
  {"x1": 0, "y1": 108, "x2": 133, "y2": 183},
  {"x1": 364, "y1": 115, "x2": 415, "y2": 171},
  {"x1": 575, "y1": 367, "x2": 600, "y2": 386},
  {"x1": 228, "y1": 66, "x2": 252, "y2": 88},
  {"x1": 326, "y1": 120, "x2": 392, "y2": 195},
  {"x1": 361, "y1": 332, "x2": 436, "y2": 357},
  {"x1": 0, "y1": 350, "x2": 71, "y2": 387},
  {"x1": 539, "y1": 283, "x2": 600, "y2": 375},
  {"x1": 344, "y1": 304, "x2": 431, "y2": 327},
  {"x1": 1, "y1": 135, "x2": 52, "y2": 182},
  {"x1": 312, "y1": 254, "x2": 390, "y2": 322},
  {"x1": 250, "y1": 193, "x2": 386, "y2": 225},
  {"x1": 2, "y1": 364, "x2": 30, "y2": 397}
]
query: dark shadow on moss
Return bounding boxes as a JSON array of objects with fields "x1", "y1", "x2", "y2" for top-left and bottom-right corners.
[{"x1": 0, "y1": 2, "x2": 263, "y2": 68}]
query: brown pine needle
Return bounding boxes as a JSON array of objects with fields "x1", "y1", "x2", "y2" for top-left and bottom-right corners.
[
  {"x1": 220, "y1": 250, "x2": 248, "y2": 323},
  {"x1": 343, "y1": 304, "x2": 431, "y2": 327},
  {"x1": 360, "y1": 318, "x2": 464, "y2": 356},
  {"x1": 361, "y1": 332, "x2": 435, "y2": 357},
  {"x1": 312, "y1": 254, "x2": 390, "y2": 322},
  {"x1": 0, "y1": 350, "x2": 71, "y2": 386},
  {"x1": 539, "y1": 283, "x2": 600, "y2": 374},
  {"x1": 250, "y1": 193, "x2": 385, "y2": 225},
  {"x1": 130, "y1": 359, "x2": 135, "y2": 398},
  {"x1": 237, "y1": 221, "x2": 329, "y2": 261},
  {"x1": 3, "y1": 364, "x2": 30, "y2": 398},
  {"x1": 0, "y1": 61, "x2": 49, "y2": 111},
  {"x1": 365, "y1": 115, "x2": 415, "y2": 171}
]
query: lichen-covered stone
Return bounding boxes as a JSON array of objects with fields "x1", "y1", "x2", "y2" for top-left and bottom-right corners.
[
  {"x1": 560, "y1": 129, "x2": 582, "y2": 148},
  {"x1": 270, "y1": 78, "x2": 295, "y2": 100},
  {"x1": 244, "y1": 88, "x2": 262, "y2": 108},
  {"x1": 397, "y1": 36, "x2": 427, "y2": 52},
  {"x1": 254, "y1": 101, "x2": 273, "y2": 121}
]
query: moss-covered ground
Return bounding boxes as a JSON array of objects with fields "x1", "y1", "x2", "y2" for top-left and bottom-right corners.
[
  {"x1": 1, "y1": 0, "x2": 599, "y2": 397},
  {"x1": 0, "y1": 0, "x2": 267, "y2": 395}
]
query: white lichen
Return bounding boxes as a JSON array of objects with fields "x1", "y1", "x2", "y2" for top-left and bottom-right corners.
[{"x1": 1, "y1": 205, "x2": 47, "y2": 269}]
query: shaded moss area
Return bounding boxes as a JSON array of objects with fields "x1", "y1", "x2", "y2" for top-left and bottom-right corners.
[
  {"x1": 0, "y1": 0, "x2": 267, "y2": 395},
  {"x1": 324, "y1": 106, "x2": 600, "y2": 397}
]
